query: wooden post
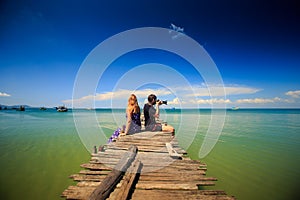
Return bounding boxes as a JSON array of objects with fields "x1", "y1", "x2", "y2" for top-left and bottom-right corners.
[{"x1": 89, "y1": 145, "x2": 138, "y2": 200}]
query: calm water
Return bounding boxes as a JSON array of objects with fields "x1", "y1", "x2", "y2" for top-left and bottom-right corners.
[{"x1": 0, "y1": 108, "x2": 299, "y2": 199}]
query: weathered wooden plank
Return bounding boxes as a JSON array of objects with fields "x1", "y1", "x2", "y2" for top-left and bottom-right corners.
[
  {"x1": 113, "y1": 144, "x2": 168, "y2": 150},
  {"x1": 139, "y1": 175, "x2": 217, "y2": 182},
  {"x1": 90, "y1": 157, "x2": 203, "y2": 169},
  {"x1": 114, "y1": 159, "x2": 142, "y2": 200},
  {"x1": 61, "y1": 185, "x2": 95, "y2": 199},
  {"x1": 135, "y1": 182, "x2": 201, "y2": 190},
  {"x1": 91, "y1": 153, "x2": 124, "y2": 159},
  {"x1": 77, "y1": 181, "x2": 101, "y2": 187},
  {"x1": 110, "y1": 137, "x2": 173, "y2": 144},
  {"x1": 110, "y1": 137, "x2": 174, "y2": 144},
  {"x1": 139, "y1": 171, "x2": 207, "y2": 178},
  {"x1": 106, "y1": 145, "x2": 169, "y2": 153},
  {"x1": 79, "y1": 170, "x2": 110, "y2": 175},
  {"x1": 88, "y1": 145, "x2": 138, "y2": 200},
  {"x1": 80, "y1": 163, "x2": 112, "y2": 171},
  {"x1": 143, "y1": 164, "x2": 202, "y2": 171},
  {"x1": 138, "y1": 168, "x2": 206, "y2": 175},
  {"x1": 88, "y1": 161, "x2": 203, "y2": 172},
  {"x1": 138, "y1": 153, "x2": 204, "y2": 165},
  {"x1": 111, "y1": 140, "x2": 167, "y2": 146},
  {"x1": 91, "y1": 152, "x2": 196, "y2": 166},
  {"x1": 90, "y1": 158, "x2": 121, "y2": 164},
  {"x1": 70, "y1": 174, "x2": 107, "y2": 182},
  {"x1": 139, "y1": 167, "x2": 207, "y2": 175},
  {"x1": 137, "y1": 180, "x2": 216, "y2": 186},
  {"x1": 141, "y1": 163, "x2": 204, "y2": 170},
  {"x1": 117, "y1": 139, "x2": 171, "y2": 143},
  {"x1": 137, "y1": 179, "x2": 216, "y2": 185},
  {"x1": 131, "y1": 189, "x2": 235, "y2": 200},
  {"x1": 131, "y1": 189, "x2": 228, "y2": 197}
]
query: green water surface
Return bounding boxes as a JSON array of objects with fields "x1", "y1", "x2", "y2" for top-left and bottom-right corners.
[{"x1": 0, "y1": 109, "x2": 299, "y2": 199}]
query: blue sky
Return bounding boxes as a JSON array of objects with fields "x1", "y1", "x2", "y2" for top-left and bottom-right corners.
[{"x1": 0, "y1": 0, "x2": 299, "y2": 108}]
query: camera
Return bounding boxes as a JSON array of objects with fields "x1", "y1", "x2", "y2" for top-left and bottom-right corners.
[{"x1": 157, "y1": 99, "x2": 168, "y2": 105}]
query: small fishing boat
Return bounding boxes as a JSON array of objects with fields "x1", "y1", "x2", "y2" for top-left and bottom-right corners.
[
  {"x1": 40, "y1": 107, "x2": 47, "y2": 111},
  {"x1": 231, "y1": 106, "x2": 240, "y2": 110},
  {"x1": 16, "y1": 105, "x2": 25, "y2": 111},
  {"x1": 56, "y1": 106, "x2": 68, "y2": 112}
]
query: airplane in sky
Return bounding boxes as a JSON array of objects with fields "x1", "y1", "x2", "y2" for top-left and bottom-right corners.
[
  {"x1": 170, "y1": 23, "x2": 184, "y2": 33},
  {"x1": 169, "y1": 23, "x2": 185, "y2": 39}
]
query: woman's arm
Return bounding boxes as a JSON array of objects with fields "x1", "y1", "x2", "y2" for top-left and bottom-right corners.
[{"x1": 124, "y1": 109, "x2": 132, "y2": 135}]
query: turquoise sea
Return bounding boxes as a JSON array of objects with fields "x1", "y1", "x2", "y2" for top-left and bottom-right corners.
[{"x1": 0, "y1": 108, "x2": 299, "y2": 199}]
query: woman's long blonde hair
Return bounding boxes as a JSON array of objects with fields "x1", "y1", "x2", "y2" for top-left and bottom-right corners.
[{"x1": 127, "y1": 94, "x2": 140, "y2": 114}]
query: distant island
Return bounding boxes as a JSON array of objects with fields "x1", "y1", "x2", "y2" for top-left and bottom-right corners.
[{"x1": 0, "y1": 104, "x2": 31, "y2": 110}]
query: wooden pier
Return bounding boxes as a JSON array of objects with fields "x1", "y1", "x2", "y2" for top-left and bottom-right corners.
[{"x1": 62, "y1": 130, "x2": 235, "y2": 200}]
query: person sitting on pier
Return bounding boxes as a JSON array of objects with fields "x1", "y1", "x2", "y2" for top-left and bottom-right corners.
[
  {"x1": 143, "y1": 94, "x2": 175, "y2": 133},
  {"x1": 121, "y1": 94, "x2": 142, "y2": 135}
]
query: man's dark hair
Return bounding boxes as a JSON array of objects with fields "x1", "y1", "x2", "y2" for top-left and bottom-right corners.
[{"x1": 148, "y1": 94, "x2": 157, "y2": 103}]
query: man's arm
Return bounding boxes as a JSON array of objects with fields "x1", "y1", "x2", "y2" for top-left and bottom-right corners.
[{"x1": 155, "y1": 101, "x2": 160, "y2": 118}]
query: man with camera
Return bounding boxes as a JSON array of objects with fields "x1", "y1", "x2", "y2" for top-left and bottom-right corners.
[{"x1": 143, "y1": 94, "x2": 174, "y2": 133}]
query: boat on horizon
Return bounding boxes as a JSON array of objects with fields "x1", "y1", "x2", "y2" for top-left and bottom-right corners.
[
  {"x1": 16, "y1": 105, "x2": 25, "y2": 111},
  {"x1": 231, "y1": 106, "x2": 240, "y2": 110},
  {"x1": 56, "y1": 106, "x2": 68, "y2": 112}
]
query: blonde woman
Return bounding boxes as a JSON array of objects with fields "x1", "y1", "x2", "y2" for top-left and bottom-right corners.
[{"x1": 123, "y1": 94, "x2": 141, "y2": 135}]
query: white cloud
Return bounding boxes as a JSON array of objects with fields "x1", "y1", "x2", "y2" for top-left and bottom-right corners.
[
  {"x1": 224, "y1": 86, "x2": 261, "y2": 95},
  {"x1": 236, "y1": 97, "x2": 290, "y2": 104},
  {"x1": 0, "y1": 92, "x2": 11, "y2": 97},
  {"x1": 195, "y1": 98, "x2": 232, "y2": 104},
  {"x1": 164, "y1": 97, "x2": 232, "y2": 106},
  {"x1": 63, "y1": 88, "x2": 172, "y2": 105},
  {"x1": 184, "y1": 85, "x2": 260, "y2": 97},
  {"x1": 167, "y1": 97, "x2": 182, "y2": 105},
  {"x1": 285, "y1": 90, "x2": 300, "y2": 98}
]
